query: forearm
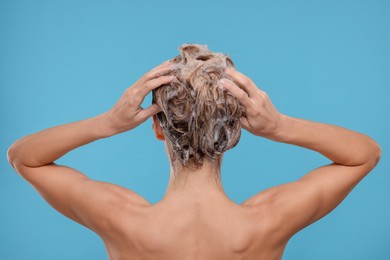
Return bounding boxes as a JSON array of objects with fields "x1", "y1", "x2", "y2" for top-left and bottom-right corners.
[
  {"x1": 270, "y1": 114, "x2": 381, "y2": 166},
  {"x1": 7, "y1": 112, "x2": 113, "y2": 168}
]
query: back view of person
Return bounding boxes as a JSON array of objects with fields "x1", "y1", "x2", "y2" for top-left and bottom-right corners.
[{"x1": 8, "y1": 43, "x2": 382, "y2": 260}]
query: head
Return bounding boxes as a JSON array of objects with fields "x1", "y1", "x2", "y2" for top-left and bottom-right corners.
[{"x1": 152, "y1": 43, "x2": 246, "y2": 175}]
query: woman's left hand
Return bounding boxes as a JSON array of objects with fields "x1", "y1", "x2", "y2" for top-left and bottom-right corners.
[{"x1": 102, "y1": 59, "x2": 175, "y2": 136}]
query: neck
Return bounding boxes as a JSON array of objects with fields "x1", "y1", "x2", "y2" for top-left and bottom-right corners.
[{"x1": 162, "y1": 159, "x2": 229, "y2": 202}]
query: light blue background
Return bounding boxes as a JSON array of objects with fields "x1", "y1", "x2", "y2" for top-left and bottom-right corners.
[{"x1": 1, "y1": 0, "x2": 389, "y2": 259}]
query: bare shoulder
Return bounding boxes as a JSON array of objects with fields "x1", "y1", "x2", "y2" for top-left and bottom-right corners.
[
  {"x1": 98, "y1": 181, "x2": 152, "y2": 207},
  {"x1": 241, "y1": 161, "x2": 378, "y2": 242},
  {"x1": 94, "y1": 182, "x2": 152, "y2": 246}
]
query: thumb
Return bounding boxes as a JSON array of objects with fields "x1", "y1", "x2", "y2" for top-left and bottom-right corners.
[
  {"x1": 240, "y1": 116, "x2": 250, "y2": 130},
  {"x1": 137, "y1": 104, "x2": 162, "y2": 122}
]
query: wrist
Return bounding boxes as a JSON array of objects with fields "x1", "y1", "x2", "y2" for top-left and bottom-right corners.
[
  {"x1": 94, "y1": 112, "x2": 118, "y2": 138},
  {"x1": 266, "y1": 113, "x2": 291, "y2": 142}
]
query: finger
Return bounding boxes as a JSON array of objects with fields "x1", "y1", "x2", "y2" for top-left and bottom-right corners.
[
  {"x1": 161, "y1": 59, "x2": 172, "y2": 65},
  {"x1": 153, "y1": 59, "x2": 173, "y2": 70},
  {"x1": 219, "y1": 78, "x2": 252, "y2": 108},
  {"x1": 133, "y1": 62, "x2": 174, "y2": 87},
  {"x1": 154, "y1": 58, "x2": 174, "y2": 70},
  {"x1": 240, "y1": 116, "x2": 250, "y2": 130},
  {"x1": 162, "y1": 58, "x2": 174, "y2": 65},
  {"x1": 224, "y1": 67, "x2": 259, "y2": 97},
  {"x1": 142, "y1": 63, "x2": 176, "y2": 82},
  {"x1": 152, "y1": 60, "x2": 172, "y2": 71},
  {"x1": 136, "y1": 103, "x2": 162, "y2": 123},
  {"x1": 139, "y1": 75, "x2": 175, "y2": 97}
]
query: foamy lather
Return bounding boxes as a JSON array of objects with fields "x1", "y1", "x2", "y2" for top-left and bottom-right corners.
[{"x1": 152, "y1": 43, "x2": 246, "y2": 169}]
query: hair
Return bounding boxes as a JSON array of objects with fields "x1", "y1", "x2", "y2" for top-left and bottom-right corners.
[{"x1": 152, "y1": 43, "x2": 246, "y2": 170}]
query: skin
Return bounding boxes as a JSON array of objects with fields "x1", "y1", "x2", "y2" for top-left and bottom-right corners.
[{"x1": 7, "y1": 61, "x2": 382, "y2": 260}]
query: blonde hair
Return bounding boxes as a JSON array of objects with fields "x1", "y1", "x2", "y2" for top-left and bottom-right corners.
[{"x1": 152, "y1": 43, "x2": 246, "y2": 170}]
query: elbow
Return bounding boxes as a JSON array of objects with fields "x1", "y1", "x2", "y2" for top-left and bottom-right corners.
[
  {"x1": 7, "y1": 144, "x2": 17, "y2": 168},
  {"x1": 7, "y1": 143, "x2": 28, "y2": 175},
  {"x1": 7, "y1": 142, "x2": 23, "y2": 170},
  {"x1": 366, "y1": 142, "x2": 382, "y2": 171},
  {"x1": 373, "y1": 143, "x2": 382, "y2": 166}
]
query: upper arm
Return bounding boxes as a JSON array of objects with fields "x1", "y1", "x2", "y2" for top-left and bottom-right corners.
[
  {"x1": 11, "y1": 162, "x2": 151, "y2": 237},
  {"x1": 242, "y1": 156, "x2": 381, "y2": 241}
]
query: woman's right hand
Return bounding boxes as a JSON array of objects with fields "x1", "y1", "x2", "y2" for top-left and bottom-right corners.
[{"x1": 219, "y1": 67, "x2": 285, "y2": 140}]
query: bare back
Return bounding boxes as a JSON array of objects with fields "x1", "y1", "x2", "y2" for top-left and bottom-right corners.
[
  {"x1": 99, "y1": 159, "x2": 381, "y2": 260},
  {"x1": 101, "y1": 198, "x2": 287, "y2": 260}
]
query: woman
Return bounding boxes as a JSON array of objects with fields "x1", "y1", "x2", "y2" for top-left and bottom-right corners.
[{"x1": 7, "y1": 43, "x2": 381, "y2": 260}]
